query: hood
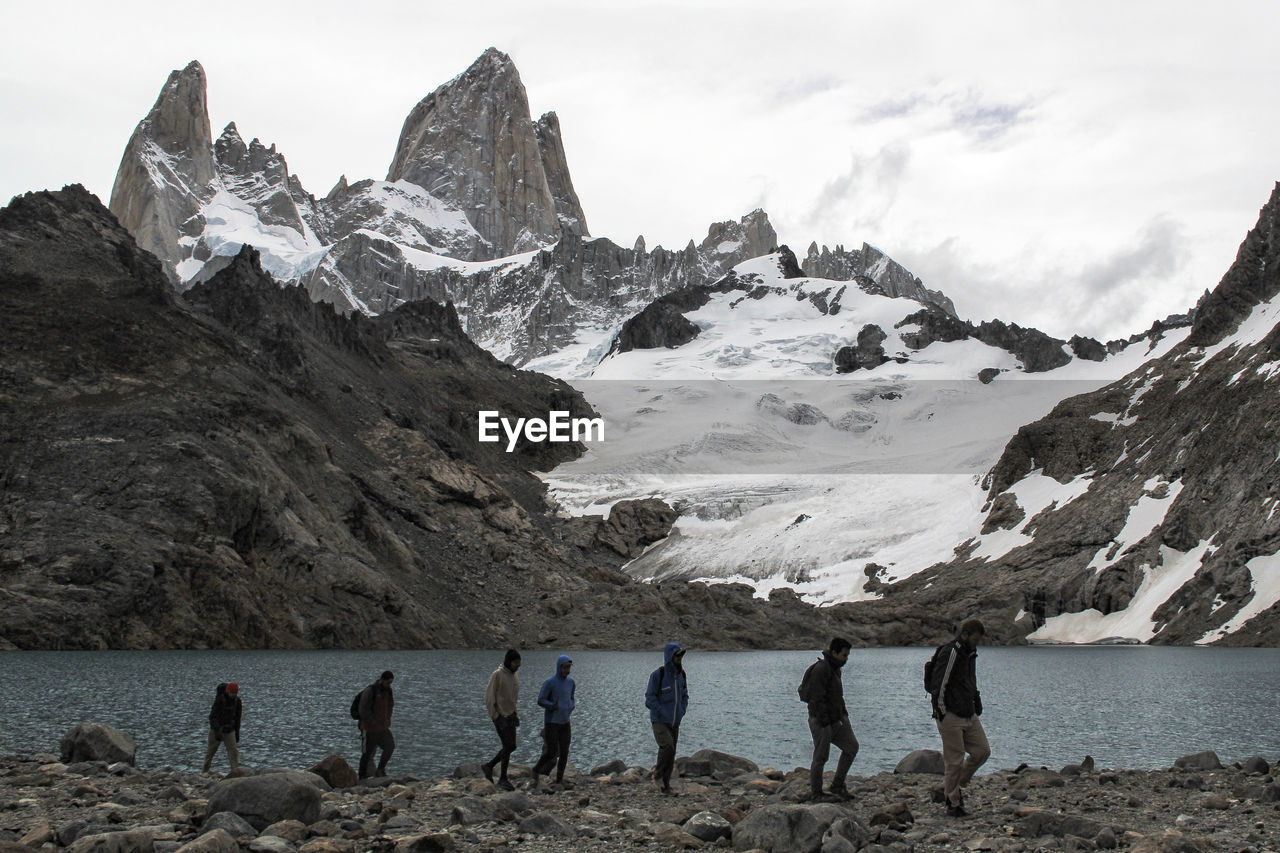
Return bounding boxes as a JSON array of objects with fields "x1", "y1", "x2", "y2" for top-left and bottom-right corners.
[
  {"x1": 554, "y1": 653, "x2": 572, "y2": 676},
  {"x1": 663, "y1": 642, "x2": 684, "y2": 668}
]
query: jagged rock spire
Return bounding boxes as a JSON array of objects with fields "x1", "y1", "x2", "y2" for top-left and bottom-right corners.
[
  {"x1": 386, "y1": 48, "x2": 587, "y2": 257},
  {"x1": 109, "y1": 60, "x2": 216, "y2": 280}
]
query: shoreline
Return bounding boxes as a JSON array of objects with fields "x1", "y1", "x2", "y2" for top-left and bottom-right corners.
[{"x1": 1, "y1": 745, "x2": 1276, "y2": 853}]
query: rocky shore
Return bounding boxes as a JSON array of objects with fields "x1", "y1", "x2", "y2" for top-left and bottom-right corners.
[{"x1": 1, "y1": 726, "x2": 1276, "y2": 853}]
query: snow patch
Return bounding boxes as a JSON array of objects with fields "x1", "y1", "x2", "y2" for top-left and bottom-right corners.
[
  {"x1": 1196, "y1": 550, "x2": 1280, "y2": 643},
  {"x1": 968, "y1": 471, "x2": 1094, "y2": 562}
]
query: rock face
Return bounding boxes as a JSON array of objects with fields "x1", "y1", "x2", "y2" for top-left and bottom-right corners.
[
  {"x1": 0, "y1": 187, "x2": 886, "y2": 651},
  {"x1": 59, "y1": 723, "x2": 137, "y2": 766},
  {"x1": 831, "y1": 184, "x2": 1280, "y2": 646},
  {"x1": 804, "y1": 241, "x2": 956, "y2": 318},
  {"x1": 386, "y1": 48, "x2": 581, "y2": 257},
  {"x1": 108, "y1": 60, "x2": 216, "y2": 280}
]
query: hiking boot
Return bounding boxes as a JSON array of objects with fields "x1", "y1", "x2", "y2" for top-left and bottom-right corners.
[
  {"x1": 946, "y1": 804, "x2": 970, "y2": 817},
  {"x1": 497, "y1": 778, "x2": 514, "y2": 791},
  {"x1": 480, "y1": 762, "x2": 494, "y2": 783},
  {"x1": 826, "y1": 785, "x2": 852, "y2": 801}
]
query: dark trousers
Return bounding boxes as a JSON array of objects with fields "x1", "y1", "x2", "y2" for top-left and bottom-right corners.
[
  {"x1": 809, "y1": 715, "x2": 858, "y2": 794},
  {"x1": 652, "y1": 722, "x2": 680, "y2": 787},
  {"x1": 360, "y1": 729, "x2": 395, "y2": 778},
  {"x1": 487, "y1": 714, "x2": 518, "y2": 779},
  {"x1": 532, "y1": 722, "x2": 571, "y2": 781}
]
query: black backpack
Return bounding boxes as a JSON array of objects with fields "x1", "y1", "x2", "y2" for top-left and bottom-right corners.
[
  {"x1": 349, "y1": 689, "x2": 363, "y2": 720},
  {"x1": 923, "y1": 643, "x2": 950, "y2": 696},
  {"x1": 797, "y1": 660, "x2": 821, "y2": 703}
]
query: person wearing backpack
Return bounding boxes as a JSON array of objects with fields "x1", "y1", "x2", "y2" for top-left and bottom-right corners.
[
  {"x1": 202, "y1": 681, "x2": 241, "y2": 773},
  {"x1": 481, "y1": 649, "x2": 521, "y2": 790},
  {"x1": 645, "y1": 642, "x2": 689, "y2": 794},
  {"x1": 799, "y1": 637, "x2": 859, "y2": 802},
  {"x1": 927, "y1": 619, "x2": 990, "y2": 817},
  {"x1": 356, "y1": 670, "x2": 395, "y2": 779}
]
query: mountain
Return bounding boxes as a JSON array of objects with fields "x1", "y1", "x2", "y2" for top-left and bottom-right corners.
[
  {"x1": 815, "y1": 185, "x2": 1280, "y2": 646},
  {"x1": 106, "y1": 52, "x2": 946, "y2": 366},
  {"x1": 0, "y1": 186, "x2": 870, "y2": 650},
  {"x1": 531, "y1": 248, "x2": 1197, "y2": 626}
]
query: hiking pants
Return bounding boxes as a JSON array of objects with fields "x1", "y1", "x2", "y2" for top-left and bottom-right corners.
[
  {"x1": 652, "y1": 722, "x2": 680, "y2": 787},
  {"x1": 533, "y1": 722, "x2": 571, "y2": 781},
  {"x1": 936, "y1": 712, "x2": 990, "y2": 806},
  {"x1": 809, "y1": 715, "x2": 858, "y2": 794},
  {"x1": 488, "y1": 714, "x2": 518, "y2": 779},
  {"x1": 359, "y1": 729, "x2": 395, "y2": 778},
  {"x1": 203, "y1": 728, "x2": 239, "y2": 772}
]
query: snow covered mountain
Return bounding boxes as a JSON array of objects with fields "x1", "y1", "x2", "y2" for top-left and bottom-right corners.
[
  {"x1": 530, "y1": 249, "x2": 1192, "y2": 612},
  {"x1": 109, "y1": 51, "x2": 893, "y2": 365}
]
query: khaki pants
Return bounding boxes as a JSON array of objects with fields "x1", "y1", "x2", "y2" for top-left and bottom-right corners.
[
  {"x1": 652, "y1": 722, "x2": 680, "y2": 788},
  {"x1": 203, "y1": 729, "x2": 239, "y2": 772},
  {"x1": 936, "y1": 713, "x2": 990, "y2": 807}
]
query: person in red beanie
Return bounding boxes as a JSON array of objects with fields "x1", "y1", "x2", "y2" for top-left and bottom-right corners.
[{"x1": 203, "y1": 682, "x2": 242, "y2": 773}]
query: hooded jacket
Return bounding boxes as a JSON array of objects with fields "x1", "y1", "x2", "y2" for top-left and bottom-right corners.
[
  {"x1": 537, "y1": 654, "x2": 576, "y2": 725},
  {"x1": 804, "y1": 651, "x2": 849, "y2": 727},
  {"x1": 358, "y1": 680, "x2": 395, "y2": 732},
  {"x1": 933, "y1": 637, "x2": 982, "y2": 719},
  {"x1": 209, "y1": 683, "x2": 242, "y2": 738},
  {"x1": 645, "y1": 642, "x2": 689, "y2": 726}
]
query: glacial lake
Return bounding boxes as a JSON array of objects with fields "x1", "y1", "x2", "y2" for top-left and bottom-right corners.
[{"x1": 0, "y1": 647, "x2": 1276, "y2": 777}]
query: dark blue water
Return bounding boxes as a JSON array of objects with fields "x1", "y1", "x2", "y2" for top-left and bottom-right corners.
[{"x1": 0, "y1": 647, "x2": 1276, "y2": 776}]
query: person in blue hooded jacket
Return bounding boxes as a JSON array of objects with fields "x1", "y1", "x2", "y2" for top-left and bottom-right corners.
[
  {"x1": 645, "y1": 642, "x2": 689, "y2": 793},
  {"x1": 532, "y1": 654, "x2": 575, "y2": 790}
]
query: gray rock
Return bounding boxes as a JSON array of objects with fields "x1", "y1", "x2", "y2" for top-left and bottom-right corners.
[
  {"x1": 66, "y1": 829, "x2": 156, "y2": 853},
  {"x1": 393, "y1": 834, "x2": 455, "y2": 852},
  {"x1": 731, "y1": 803, "x2": 848, "y2": 852},
  {"x1": 259, "y1": 821, "x2": 305, "y2": 842},
  {"x1": 820, "y1": 816, "x2": 871, "y2": 853},
  {"x1": 1174, "y1": 751, "x2": 1222, "y2": 771},
  {"x1": 205, "y1": 772, "x2": 324, "y2": 830},
  {"x1": 1240, "y1": 755, "x2": 1270, "y2": 774},
  {"x1": 450, "y1": 797, "x2": 510, "y2": 826},
  {"x1": 491, "y1": 791, "x2": 536, "y2": 814},
  {"x1": 686, "y1": 749, "x2": 758, "y2": 778},
  {"x1": 1095, "y1": 826, "x2": 1118, "y2": 849},
  {"x1": 684, "y1": 811, "x2": 731, "y2": 842},
  {"x1": 589, "y1": 759, "x2": 628, "y2": 776},
  {"x1": 175, "y1": 829, "x2": 239, "y2": 853},
  {"x1": 58, "y1": 820, "x2": 91, "y2": 846},
  {"x1": 517, "y1": 813, "x2": 576, "y2": 837},
  {"x1": 60, "y1": 723, "x2": 137, "y2": 766},
  {"x1": 247, "y1": 838, "x2": 295, "y2": 853},
  {"x1": 201, "y1": 811, "x2": 257, "y2": 840},
  {"x1": 893, "y1": 749, "x2": 945, "y2": 775}
]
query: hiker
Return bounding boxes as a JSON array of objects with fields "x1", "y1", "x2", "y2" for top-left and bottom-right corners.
[
  {"x1": 482, "y1": 649, "x2": 521, "y2": 790},
  {"x1": 645, "y1": 642, "x2": 689, "y2": 794},
  {"x1": 357, "y1": 670, "x2": 396, "y2": 779},
  {"x1": 202, "y1": 681, "x2": 241, "y2": 773},
  {"x1": 532, "y1": 654, "x2": 575, "y2": 791},
  {"x1": 800, "y1": 637, "x2": 859, "y2": 801},
  {"x1": 929, "y1": 618, "x2": 991, "y2": 817}
]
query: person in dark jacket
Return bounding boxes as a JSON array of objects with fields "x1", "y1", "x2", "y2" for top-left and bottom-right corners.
[
  {"x1": 357, "y1": 671, "x2": 395, "y2": 779},
  {"x1": 802, "y1": 637, "x2": 859, "y2": 801},
  {"x1": 532, "y1": 654, "x2": 575, "y2": 791},
  {"x1": 645, "y1": 642, "x2": 689, "y2": 794},
  {"x1": 202, "y1": 681, "x2": 241, "y2": 773},
  {"x1": 482, "y1": 649, "x2": 521, "y2": 790},
  {"x1": 931, "y1": 619, "x2": 990, "y2": 817}
]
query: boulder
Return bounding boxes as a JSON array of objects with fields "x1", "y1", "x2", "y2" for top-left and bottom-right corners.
[
  {"x1": 589, "y1": 759, "x2": 628, "y2": 776},
  {"x1": 67, "y1": 829, "x2": 156, "y2": 853},
  {"x1": 731, "y1": 803, "x2": 848, "y2": 852},
  {"x1": 491, "y1": 790, "x2": 536, "y2": 814},
  {"x1": 200, "y1": 812, "x2": 257, "y2": 840},
  {"x1": 450, "y1": 797, "x2": 511, "y2": 826},
  {"x1": 1173, "y1": 751, "x2": 1222, "y2": 771},
  {"x1": 205, "y1": 772, "x2": 324, "y2": 830},
  {"x1": 307, "y1": 756, "x2": 358, "y2": 789},
  {"x1": 175, "y1": 830, "x2": 239, "y2": 853},
  {"x1": 247, "y1": 838, "x2": 296, "y2": 853},
  {"x1": 259, "y1": 821, "x2": 306, "y2": 842},
  {"x1": 60, "y1": 723, "x2": 137, "y2": 766},
  {"x1": 1129, "y1": 829, "x2": 1208, "y2": 853},
  {"x1": 393, "y1": 834, "x2": 455, "y2": 853},
  {"x1": 685, "y1": 749, "x2": 758, "y2": 778},
  {"x1": 516, "y1": 813, "x2": 575, "y2": 837},
  {"x1": 820, "y1": 816, "x2": 872, "y2": 853},
  {"x1": 684, "y1": 811, "x2": 731, "y2": 842},
  {"x1": 1240, "y1": 755, "x2": 1270, "y2": 774},
  {"x1": 869, "y1": 802, "x2": 913, "y2": 828},
  {"x1": 893, "y1": 749, "x2": 944, "y2": 775}
]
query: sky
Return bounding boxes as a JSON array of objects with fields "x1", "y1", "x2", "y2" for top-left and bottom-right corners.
[{"x1": 3, "y1": 1, "x2": 1278, "y2": 342}]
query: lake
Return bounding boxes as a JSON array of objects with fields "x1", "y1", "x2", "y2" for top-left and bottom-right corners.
[{"x1": 0, "y1": 647, "x2": 1276, "y2": 777}]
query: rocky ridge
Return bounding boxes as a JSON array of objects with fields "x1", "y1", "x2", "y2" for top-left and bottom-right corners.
[
  {"x1": 0, "y1": 742, "x2": 1276, "y2": 853},
  {"x1": 0, "y1": 185, "x2": 873, "y2": 651},
  {"x1": 837, "y1": 184, "x2": 1280, "y2": 646}
]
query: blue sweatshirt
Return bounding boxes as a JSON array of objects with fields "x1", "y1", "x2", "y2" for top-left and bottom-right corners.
[
  {"x1": 537, "y1": 654, "x2": 576, "y2": 725},
  {"x1": 645, "y1": 642, "x2": 689, "y2": 726}
]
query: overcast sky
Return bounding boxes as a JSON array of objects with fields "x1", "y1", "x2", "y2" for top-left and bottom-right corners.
[{"x1": 4, "y1": 1, "x2": 1278, "y2": 342}]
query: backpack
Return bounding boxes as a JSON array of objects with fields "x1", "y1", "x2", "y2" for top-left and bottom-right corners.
[
  {"x1": 349, "y1": 689, "x2": 363, "y2": 720},
  {"x1": 923, "y1": 643, "x2": 950, "y2": 696},
  {"x1": 797, "y1": 660, "x2": 821, "y2": 703}
]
